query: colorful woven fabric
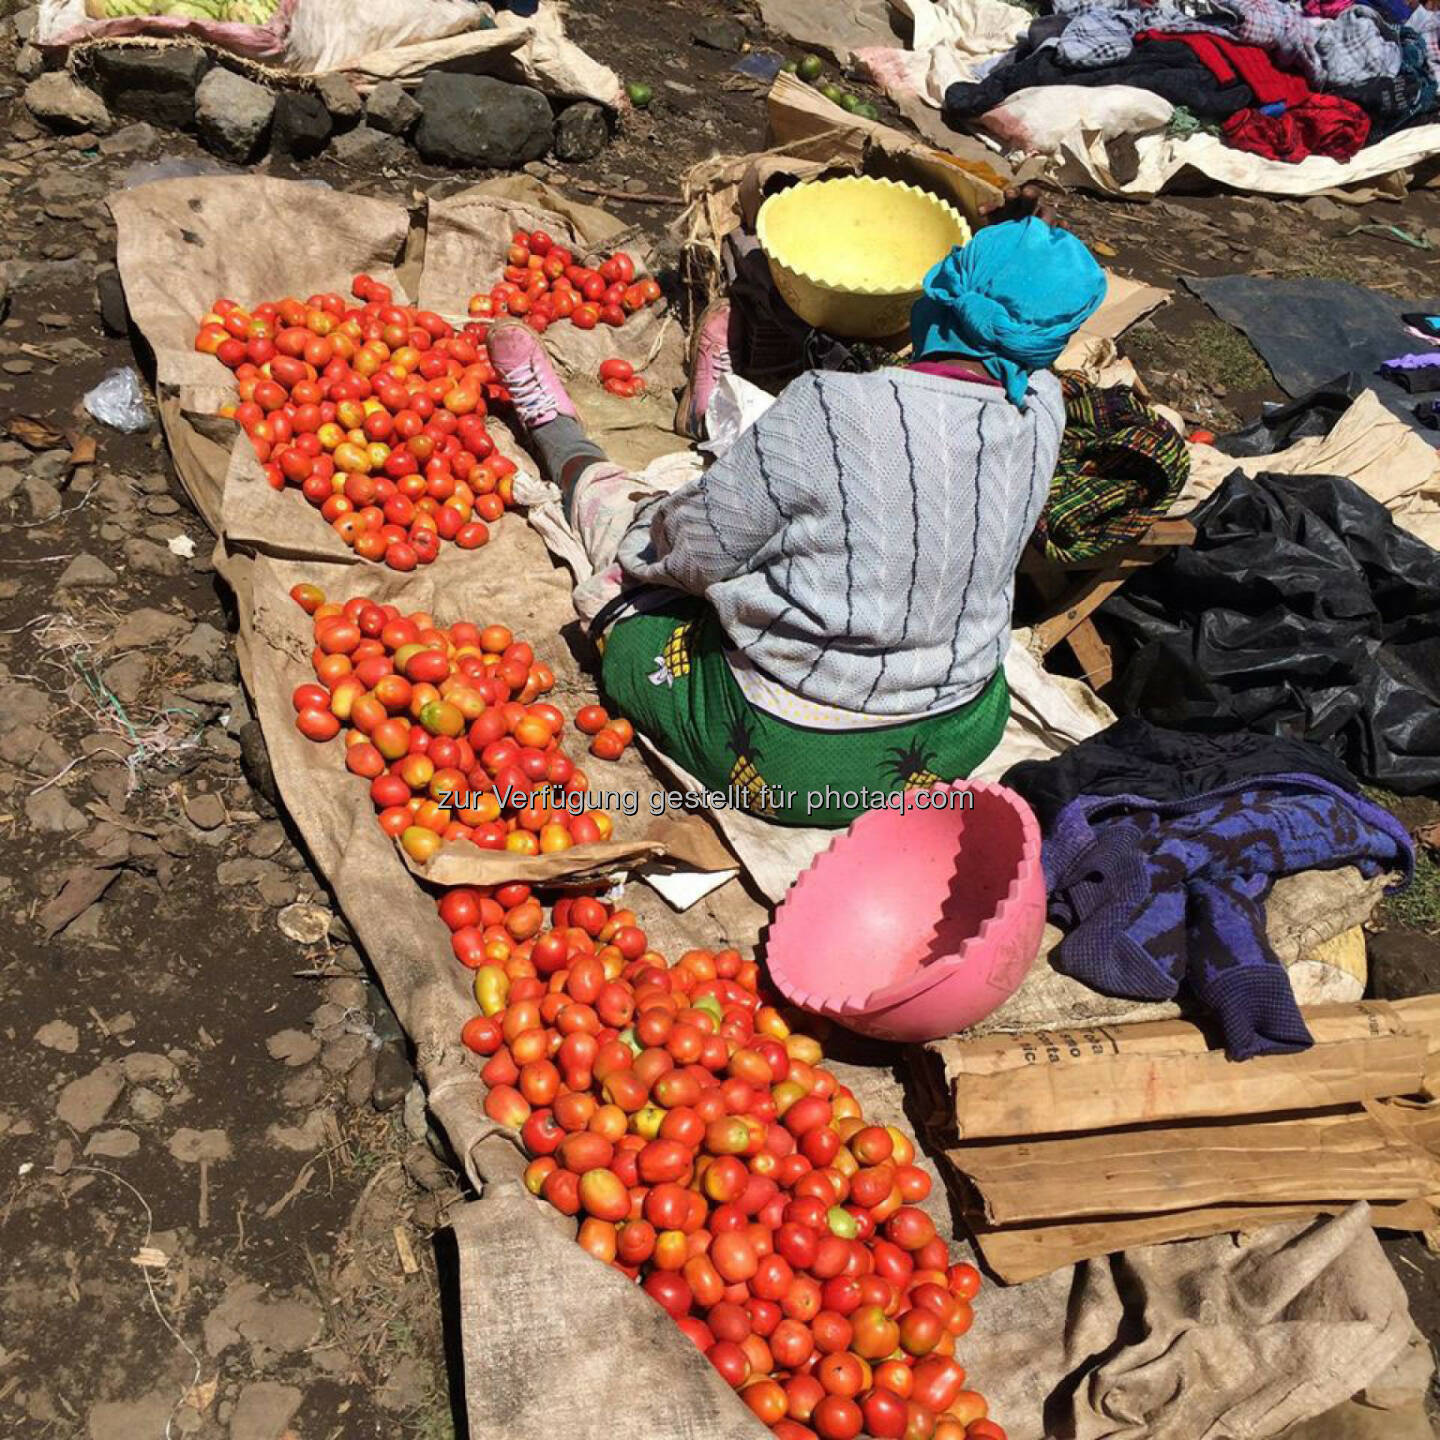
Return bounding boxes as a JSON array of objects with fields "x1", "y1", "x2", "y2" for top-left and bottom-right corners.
[
  {"x1": 597, "y1": 594, "x2": 1011, "y2": 828},
  {"x1": 1035, "y1": 376, "x2": 1189, "y2": 564}
]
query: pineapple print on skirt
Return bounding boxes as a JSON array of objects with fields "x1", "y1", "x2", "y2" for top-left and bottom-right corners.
[{"x1": 598, "y1": 594, "x2": 1011, "y2": 827}]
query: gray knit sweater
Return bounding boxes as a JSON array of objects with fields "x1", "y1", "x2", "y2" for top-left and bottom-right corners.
[{"x1": 616, "y1": 367, "x2": 1065, "y2": 717}]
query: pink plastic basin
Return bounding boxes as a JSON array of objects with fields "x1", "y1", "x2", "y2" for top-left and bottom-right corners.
[{"x1": 765, "y1": 781, "x2": 1046, "y2": 1043}]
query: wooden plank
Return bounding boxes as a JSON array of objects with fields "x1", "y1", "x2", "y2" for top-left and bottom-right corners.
[
  {"x1": 1064, "y1": 618, "x2": 1114, "y2": 688},
  {"x1": 970, "y1": 1196, "x2": 1440, "y2": 1284},
  {"x1": 948, "y1": 1102, "x2": 1440, "y2": 1225},
  {"x1": 920, "y1": 998, "x2": 1434, "y2": 1141}
]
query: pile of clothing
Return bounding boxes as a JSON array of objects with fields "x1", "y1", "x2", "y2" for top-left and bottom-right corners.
[
  {"x1": 943, "y1": 0, "x2": 1440, "y2": 163},
  {"x1": 1004, "y1": 720, "x2": 1414, "y2": 1059}
]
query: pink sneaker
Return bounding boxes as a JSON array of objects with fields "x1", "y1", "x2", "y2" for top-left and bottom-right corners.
[
  {"x1": 487, "y1": 319, "x2": 577, "y2": 430},
  {"x1": 676, "y1": 300, "x2": 733, "y2": 440}
]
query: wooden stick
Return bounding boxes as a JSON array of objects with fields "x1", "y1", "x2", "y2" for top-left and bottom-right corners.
[{"x1": 567, "y1": 179, "x2": 686, "y2": 207}]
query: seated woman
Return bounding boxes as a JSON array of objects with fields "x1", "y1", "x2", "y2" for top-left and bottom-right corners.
[{"x1": 487, "y1": 217, "x2": 1106, "y2": 827}]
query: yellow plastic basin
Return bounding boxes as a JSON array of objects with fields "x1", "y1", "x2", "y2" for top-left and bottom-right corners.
[{"x1": 756, "y1": 176, "x2": 971, "y2": 341}]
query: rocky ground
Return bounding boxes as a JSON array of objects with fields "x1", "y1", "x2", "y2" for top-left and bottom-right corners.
[{"x1": 1, "y1": 0, "x2": 1439, "y2": 1436}]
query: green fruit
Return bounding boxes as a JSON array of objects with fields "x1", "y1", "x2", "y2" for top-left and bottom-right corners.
[
  {"x1": 820, "y1": 82, "x2": 845, "y2": 104},
  {"x1": 781, "y1": 58, "x2": 798, "y2": 73},
  {"x1": 839, "y1": 93, "x2": 862, "y2": 112},
  {"x1": 798, "y1": 53, "x2": 823, "y2": 81},
  {"x1": 625, "y1": 80, "x2": 654, "y2": 109},
  {"x1": 854, "y1": 101, "x2": 880, "y2": 120}
]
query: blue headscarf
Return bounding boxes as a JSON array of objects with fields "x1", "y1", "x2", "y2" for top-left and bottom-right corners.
[{"x1": 910, "y1": 218, "x2": 1107, "y2": 408}]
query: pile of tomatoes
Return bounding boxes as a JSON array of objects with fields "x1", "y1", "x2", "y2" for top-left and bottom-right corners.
[
  {"x1": 598, "y1": 358, "x2": 646, "y2": 400},
  {"x1": 443, "y1": 884, "x2": 1004, "y2": 1440},
  {"x1": 467, "y1": 228, "x2": 663, "y2": 336},
  {"x1": 196, "y1": 275, "x2": 518, "y2": 573},
  {"x1": 289, "y1": 586, "x2": 627, "y2": 862},
  {"x1": 574, "y1": 703, "x2": 635, "y2": 762}
]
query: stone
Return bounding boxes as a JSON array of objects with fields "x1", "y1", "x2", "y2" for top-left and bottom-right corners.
[
  {"x1": 313, "y1": 72, "x2": 361, "y2": 126},
  {"x1": 16, "y1": 41, "x2": 41, "y2": 79},
  {"x1": 267, "y1": 1110, "x2": 328, "y2": 1152},
  {"x1": 122, "y1": 537, "x2": 182, "y2": 577},
  {"x1": 246, "y1": 821, "x2": 286, "y2": 859},
  {"x1": 112, "y1": 607, "x2": 187, "y2": 649},
  {"x1": 177, "y1": 621, "x2": 226, "y2": 667},
  {"x1": 195, "y1": 67, "x2": 274, "y2": 163},
  {"x1": 56, "y1": 1062, "x2": 125, "y2": 1132},
  {"x1": 320, "y1": 1033, "x2": 367, "y2": 1075},
  {"x1": 280, "y1": 1067, "x2": 325, "y2": 1108},
  {"x1": 692, "y1": 16, "x2": 745, "y2": 49},
  {"x1": 58, "y1": 553, "x2": 117, "y2": 587},
  {"x1": 129, "y1": 1088, "x2": 165, "y2": 1122},
  {"x1": 377, "y1": 1357, "x2": 429, "y2": 1414},
  {"x1": 122, "y1": 1052, "x2": 177, "y2": 1085},
  {"x1": 85, "y1": 1127, "x2": 140, "y2": 1158},
  {"x1": 24, "y1": 476, "x2": 61, "y2": 520},
  {"x1": 277, "y1": 902, "x2": 331, "y2": 945},
  {"x1": 415, "y1": 73, "x2": 554, "y2": 169},
  {"x1": 185, "y1": 792, "x2": 226, "y2": 831},
  {"x1": 1304, "y1": 195, "x2": 1348, "y2": 224},
  {"x1": 323, "y1": 977, "x2": 367, "y2": 1010},
  {"x1": 554, "y1": 101, "x2": 609, "y2": 162},
  {"x1": 205, "y1": 1281, "x2": 322, "y2": 1360},
  {"x1": 89, "y1": 1392, "x2": 176, "y2": 1440},
  {"x1": 168, "y1": 1127, "x2": 231, "y2": 1163},
  {"x1": 371, "y1": 1045, "x2": 412, "y2": 1113},
  {"x1": 101, "y1": 653, "x2": 150, "y2": 708},
  {"x1": 270, "y1": 91, "x2": 332, "y2": 158},
  {"x1": 26, "y1": 788, "x2": 86, "y2": 833},
  {"x1": 403, "y1": 1141, "x2": 450, "y2": 1192},
  {"x1": 0, "y1": 724, "x2": 67, "y2": 773},
  {"x1": 329, "y1": 124, "x2": 404, "y2": 168},
  {"x1": 90, "y1": 45, "x2": 209, "y2": 128},
  {"x1": 345, "y1": 1051, "x2": 377, "y2": 1107},
  {"x1": 229, "y1": 1381, "x2": 302, "y2": 1440},
  {"x1": 24, "y1": 73, "x2": 111, "y2": 134},
  {"x1": 37, "y1": 169, "x2": 103, "y2": 205},
  {"x1": 266, "y1": 1030, "x2": 320, "y2": 1067},
  {"x1": 364, "y1": 80, "x2": 420, "y2": 136},
  {"x1": 0, "y1": 682, "x2": 48, "y2": 732},
  {"x1": 35, "y1": 1019, "x2": 80, "y2": 1052},
  {"x1": 99, "y1": 121, "x2": 159, "y2": 155},
  {"x1": 29, "y1": 450, "x2": 70, "y2": 484}
]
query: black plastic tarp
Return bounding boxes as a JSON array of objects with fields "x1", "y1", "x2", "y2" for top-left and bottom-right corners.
[
  {"x1": 1185, "y1": 275, "x2": 1440, "y2": 431},
  {"x1": 1098, "y1": 470, "x2": 1440, "y2": 794}
]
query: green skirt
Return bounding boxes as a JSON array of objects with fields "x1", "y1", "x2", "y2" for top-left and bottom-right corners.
[{"x1": 598, "y1": 594, "x2": 1009, "y2": 828}]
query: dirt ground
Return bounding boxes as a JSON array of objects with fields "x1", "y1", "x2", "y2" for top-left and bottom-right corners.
[{"x1": 2, "y1": 0, "x2": 1440, "y2": 1435}]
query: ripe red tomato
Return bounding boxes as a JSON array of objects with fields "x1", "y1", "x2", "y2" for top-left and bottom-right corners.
[{"x1": 813, "y1": 1394, "x2": 864, "y2": 1440}]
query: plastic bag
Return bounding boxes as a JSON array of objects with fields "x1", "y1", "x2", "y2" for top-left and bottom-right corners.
[
  {"x1": 699, "y1": 373, "x2": 775, "y2": 456},
  {"x1": 84, "y1": 367, "x2": 154, "y2": 432}
]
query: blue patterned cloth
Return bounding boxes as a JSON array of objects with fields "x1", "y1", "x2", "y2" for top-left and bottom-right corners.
[{"x1": 1042, "y1": 776, "x2": 1414, "y2": 1060}]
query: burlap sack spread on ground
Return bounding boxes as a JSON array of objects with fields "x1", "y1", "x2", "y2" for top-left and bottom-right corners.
[
  {"x1": 110, "y1": 173, "x2": 774, "y2": 1440},
  {"x1": 111, "y1": 173, "x2": 1428, "y2": 1440},
  {"x1": 40, "y1": 0, "x2": 621, "y2": 103}
]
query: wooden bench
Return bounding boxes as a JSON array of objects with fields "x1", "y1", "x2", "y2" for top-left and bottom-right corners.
[{"x1": 1020, "y1": 518, "x2": 1197, "y2": 689}]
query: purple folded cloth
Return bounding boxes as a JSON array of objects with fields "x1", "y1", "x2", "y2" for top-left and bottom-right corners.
[
  {"x1": 1381, "y1": 352, "x2": 1440, "y2": 393},
  {"x1": 1382, "y1": 351, "x2": 1440, "y2": 370}
]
